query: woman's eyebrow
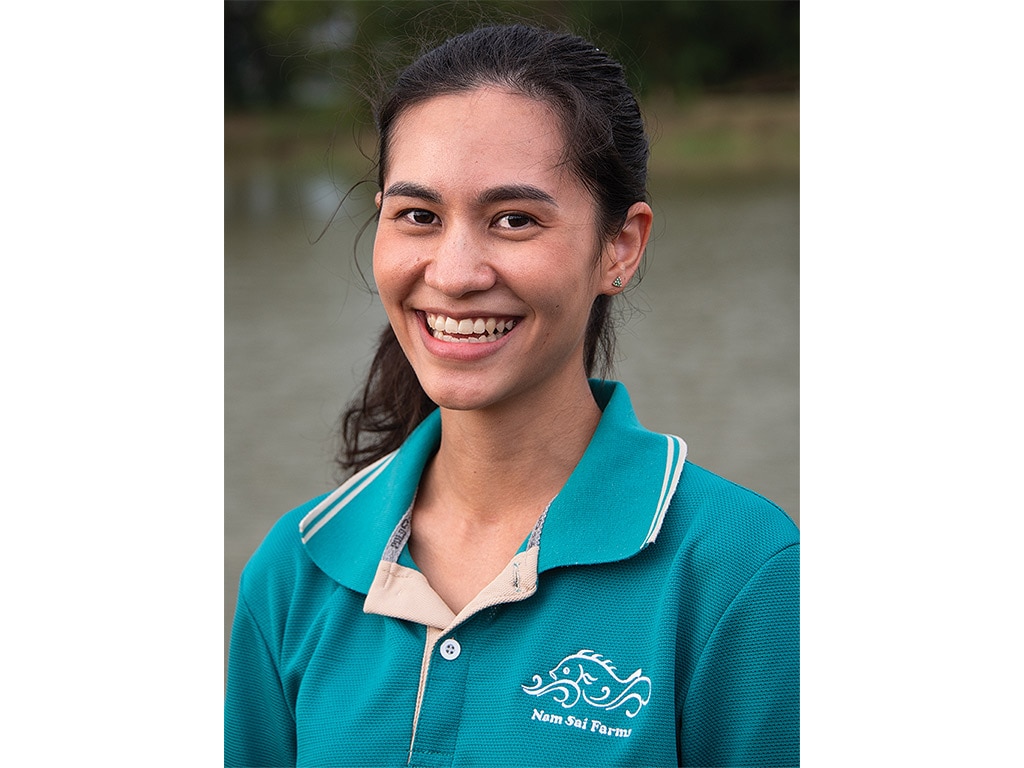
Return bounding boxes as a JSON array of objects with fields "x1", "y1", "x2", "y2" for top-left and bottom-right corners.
[
  {"x1": 382, "y1": 181, "x2": 442, "y2": 203},
  {"x1": 477, "y1": 184, "x2": 557, "y2": 207}
]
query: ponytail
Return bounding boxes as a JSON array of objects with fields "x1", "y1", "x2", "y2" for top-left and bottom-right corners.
[{"x1": 336, "y1": 325, "x2": 437, "y2": 476}]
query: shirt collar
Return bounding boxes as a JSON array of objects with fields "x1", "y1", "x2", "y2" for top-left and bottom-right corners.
[{"x1": 300, "y1": 380, "x2": 686, "y2": 594}]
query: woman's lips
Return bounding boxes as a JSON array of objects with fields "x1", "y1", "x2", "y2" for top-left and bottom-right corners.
[{"x1": 423, "y1": 311, "x2": 519, "y2": 344}]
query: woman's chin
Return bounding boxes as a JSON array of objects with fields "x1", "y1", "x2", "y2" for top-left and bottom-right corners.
[{"x1": 419, "y1": 379, "x2": 497, "y2": 413}]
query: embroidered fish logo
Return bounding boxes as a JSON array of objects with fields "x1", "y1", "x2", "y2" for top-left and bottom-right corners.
[{"x1": 521, "y1": 649, "x2": 652, "y2": 717}]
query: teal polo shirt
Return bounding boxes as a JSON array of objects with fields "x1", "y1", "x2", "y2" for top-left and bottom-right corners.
[{"x1": 225, "y1": 380, "x2": 800, "y2": 767}]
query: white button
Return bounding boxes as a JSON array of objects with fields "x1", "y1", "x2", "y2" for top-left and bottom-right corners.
[{"x1": 439, "y1": 638, "x2": 461, "y2": 660}]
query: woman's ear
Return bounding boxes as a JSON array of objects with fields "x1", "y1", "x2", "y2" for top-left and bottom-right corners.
[
  {"x1": 601, "y1": 201, "x2": 653, "y2": 294},
  {"x1": 375, "y1": 191, "x2": 382, "y2": 209}
]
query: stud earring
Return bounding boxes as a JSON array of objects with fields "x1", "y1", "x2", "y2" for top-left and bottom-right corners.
[{"x1": 612, "y1": 275, "x2": 623, "y2": 288}]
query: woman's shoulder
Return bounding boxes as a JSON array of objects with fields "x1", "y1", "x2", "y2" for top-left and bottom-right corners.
[
  {"x1": 236, "y1": 493, "x2": 337, "y2": 615},
  {"x1": 675, "y1": 460, "x2": 797, "y2": 531},
  {"x1": 660, "y1": 459, "x2": 799, "y2": 578}
]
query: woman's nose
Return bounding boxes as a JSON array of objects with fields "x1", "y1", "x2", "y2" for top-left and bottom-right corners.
[{"x1": 423, "y1": 227, "x2": 497, "y2": 297}]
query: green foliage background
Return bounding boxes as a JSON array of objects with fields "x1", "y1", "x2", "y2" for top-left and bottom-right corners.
[
  {"x1": 225, "y1": 1, "x2": 799, "y2": 181},
  {"x1": 227, "y1": 1, "x2": 798, "y2": 106}
]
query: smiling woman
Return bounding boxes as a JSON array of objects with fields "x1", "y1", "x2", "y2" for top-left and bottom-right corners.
[
  {"x1": 373, "y1": 87, "x2": 647, "y2": 421},
  {"x1": 225, "y1": 23, "x2": 799, "y2": 768}
]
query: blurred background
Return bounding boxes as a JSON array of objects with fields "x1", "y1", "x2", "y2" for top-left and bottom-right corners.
[{"x1": 225, "y1": 0, "x2": 799, "y2": 657}]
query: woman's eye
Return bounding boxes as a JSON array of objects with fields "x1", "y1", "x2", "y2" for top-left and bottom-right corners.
[
  {"x1": 495, "y1": 213, "x2": 535, "y2": 230},
  {"x1": 401, "y1": 209, "x2": 437, "y2": 225}
]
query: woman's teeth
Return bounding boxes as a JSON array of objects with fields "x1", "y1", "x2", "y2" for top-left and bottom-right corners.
[{"x1": 425, "y1": 312, "x2": 518, "y2": 343}]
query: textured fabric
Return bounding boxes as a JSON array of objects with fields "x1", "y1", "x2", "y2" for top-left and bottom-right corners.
[{"x1": 225, "y1": 381, "x2": 800, "y2": 767}]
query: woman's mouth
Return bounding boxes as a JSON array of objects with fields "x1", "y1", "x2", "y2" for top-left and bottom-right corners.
[{"x1": 423, "y1": 312, "x2": 519, "y2": 343}]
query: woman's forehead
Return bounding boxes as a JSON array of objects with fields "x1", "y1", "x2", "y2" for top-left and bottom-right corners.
[{"x1": 385, "y1": 87, "x2": 570, "y2": 185}]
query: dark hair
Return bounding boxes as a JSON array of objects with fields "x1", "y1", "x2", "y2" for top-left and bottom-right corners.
[{"x1": 338, "y1": 23, "x2": 650, "y2": 476}]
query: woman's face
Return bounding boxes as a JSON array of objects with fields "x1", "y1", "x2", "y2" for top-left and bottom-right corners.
[{"x1": 373, "y1": 87, "x2": 617, "y2": 414}]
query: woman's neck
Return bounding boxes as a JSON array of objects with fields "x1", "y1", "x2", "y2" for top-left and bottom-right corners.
[
  {"x1": 407, "y1": 375, "x2": 601, "y2": 613},
  {"x1": 425, "y1": 375, "x2": 602, "y2": 524}
]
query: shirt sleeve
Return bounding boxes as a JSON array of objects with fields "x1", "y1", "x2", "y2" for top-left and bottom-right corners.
[
  {"x1": 679, "y1": 543, "x2": 800, "y2": 767},
  {"x1": 224, "y1": 589, "x2": 297, "y2": 768}
]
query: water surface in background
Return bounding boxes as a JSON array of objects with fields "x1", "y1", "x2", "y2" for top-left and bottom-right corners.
[{"x1": 225, "y1": 164, "x2": 798, "y2": 655}]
